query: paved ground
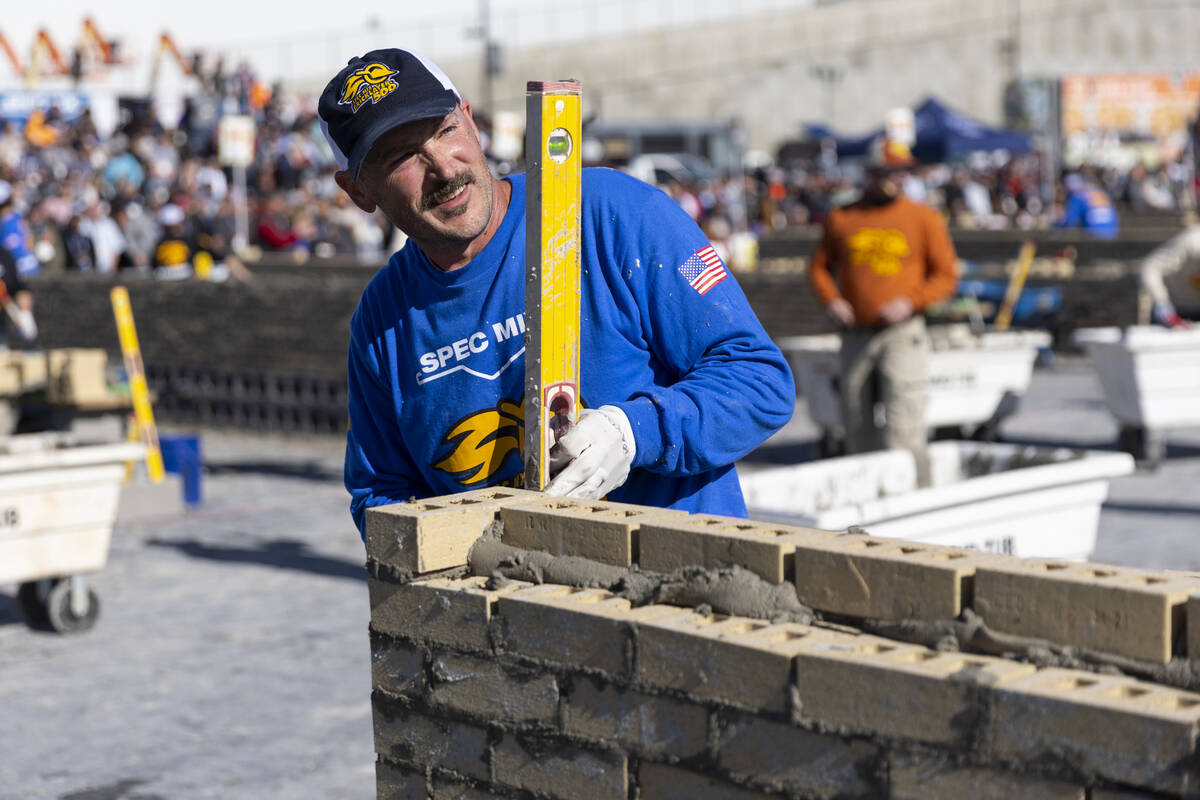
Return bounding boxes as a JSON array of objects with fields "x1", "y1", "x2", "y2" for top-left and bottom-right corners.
[{"x1": 2, "y1": 354, "x2": 1198, "y2": 799}]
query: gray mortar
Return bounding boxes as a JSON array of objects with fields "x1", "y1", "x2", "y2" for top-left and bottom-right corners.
[{"x1": 468, "y1": 539, "x2": 814, "y2": 624}]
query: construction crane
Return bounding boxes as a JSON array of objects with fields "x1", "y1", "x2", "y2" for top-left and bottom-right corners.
[
  {"x1": 147, "y1": 31, "x2": 194, "y2": 95},
  {"x1": 27, "y1": 28, "x2": 71, "y2": 86},
  {"x1": 80, "y1": 17, "x2": 122, "y2": 67},
  {"x1": 0, "y1": 31, "x2": 23, "y2": 78}
]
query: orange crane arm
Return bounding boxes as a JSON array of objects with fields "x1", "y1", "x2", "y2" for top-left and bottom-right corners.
[
  {"x1": 0, "y1": 32, "x2": 23, "y2": 76},
  {"x1": 33, "y1": 28, "x2": 70, "y2": 75}
]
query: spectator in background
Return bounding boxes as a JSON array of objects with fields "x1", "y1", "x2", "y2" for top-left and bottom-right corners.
[
  {"x1": 0, "y1": 182, "x2": 39, "y2": 277},
  {"x1": 27, "y1": 201, "x2": 66, "y2": 273},
  {"x1": 1054, "y1": 172, "x2": 1119, "y2": 239},
  {"x1": 114, "y1": 200, "x2": 158, "y2": 271},
  {"x1": 62, "y1": 214, "x2": 97, "y2": 271},
  {"x1": 153, "y1": 204, "x2": 194, "y2": 279},
  {"x1": 79, "y1": 199, "x2": 125, "y2": 273}
]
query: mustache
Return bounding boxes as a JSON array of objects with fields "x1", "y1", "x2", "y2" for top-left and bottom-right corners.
[{"x1": 422, "y1": 173, "x2": 475, "y2": 209}]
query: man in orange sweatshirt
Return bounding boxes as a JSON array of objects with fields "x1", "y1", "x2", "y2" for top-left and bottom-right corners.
[{"x1": 809, "y1": 140, "x2": 957, "y2": 477}]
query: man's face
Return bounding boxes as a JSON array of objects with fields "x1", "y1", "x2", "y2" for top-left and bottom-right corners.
[{"x1": 352, "y1": 105, "x2": 493, "y2": 246}]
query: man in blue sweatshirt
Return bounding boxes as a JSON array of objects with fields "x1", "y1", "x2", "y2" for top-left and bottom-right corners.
[{"x1": 318, "y1": 49, "x2": 794, "y2": 537}]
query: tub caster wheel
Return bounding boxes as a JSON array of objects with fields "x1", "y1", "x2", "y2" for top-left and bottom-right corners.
[
  {"x1": 46, "y1": 577, "x2": 100, "y2": 634},
  {"x1": 16, "y1": 580, "x2": 52, "y2": 628}
]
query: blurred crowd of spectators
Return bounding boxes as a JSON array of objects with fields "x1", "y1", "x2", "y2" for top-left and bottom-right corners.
[
  {"x1": 0, "y1": 58, "x2": 398, "y2": 280},
  {"x1": 0, "y1": 59, "x2": 1196, "y2": 282}
]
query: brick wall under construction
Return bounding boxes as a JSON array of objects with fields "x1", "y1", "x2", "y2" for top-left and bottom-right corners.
[{"x1": 364, "y1": 488, "x2": 1200, "y2": 799}]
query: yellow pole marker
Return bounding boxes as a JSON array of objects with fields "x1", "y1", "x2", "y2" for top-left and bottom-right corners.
[
  {"x1": 524, "y1": 79, "x2": 582, "y2": 490},
  {"x1": 110, "y1": 286, "x2": 165, "y2": 482},
  {"x1": 993, "y1": 239, "x2": 1037, "y2": 331}
]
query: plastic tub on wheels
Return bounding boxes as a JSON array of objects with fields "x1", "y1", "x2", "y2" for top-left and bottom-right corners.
[
  {"x1": 0, "y1": 434, "x2": 146, "y2": 633},
  {"x1": 739, "y1": 441, "x2": 1135, "y2": 561},
  {"x1": 778, "y1": 325, "x2": 1051, "y2": 454},
  {"x1": 1073, "y1": 326, "x2": 1200, "y2": 467}
]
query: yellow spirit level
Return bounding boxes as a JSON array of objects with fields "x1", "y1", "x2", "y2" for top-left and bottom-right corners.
[{"x1": 524, "y1": 79, "x2": 582, "y2": 490}]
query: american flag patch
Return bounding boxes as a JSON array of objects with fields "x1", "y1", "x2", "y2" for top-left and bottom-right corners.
[{"x1": 677, "y1": 245, "x2": 727, "y2": 295}]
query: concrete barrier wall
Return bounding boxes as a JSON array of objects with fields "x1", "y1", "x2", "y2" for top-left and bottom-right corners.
[{"x1": 364, "y1": 491, "x2": 1200, "y2": 799}]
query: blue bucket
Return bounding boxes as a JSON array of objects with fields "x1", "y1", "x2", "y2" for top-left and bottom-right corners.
[{"x1": 159, "y1": 434, "x2": 203, "y2": 506}]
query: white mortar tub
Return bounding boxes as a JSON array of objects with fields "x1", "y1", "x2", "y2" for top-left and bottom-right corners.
[
  {"x1": 1073, "y1": 326, "x2": 1200, "y2": 431},
  {"x1": 0, "y1": 433, "x2": 146, "y2": 585},
  {"x1": 778, "y1": 326, "x2": 1051, "y2": 440},
  {"x1": 740, "y1": 441, "x2": 1134, "y2": 561}
]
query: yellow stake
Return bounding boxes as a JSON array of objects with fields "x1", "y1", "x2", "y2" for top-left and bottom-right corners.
[
  {"x1": 524, "y1": 79, "x2": 582, "y2": 490},
  {"x1": 993, "y1": 240, "x2": 1037, "y2": 331},
  {"x1": 110, "y1": 286, "x2": 165, "y2": 482}
]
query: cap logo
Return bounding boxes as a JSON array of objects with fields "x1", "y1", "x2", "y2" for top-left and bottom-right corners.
[{"x1": 338, "y1": 63, "x2": 400, "y2": 113}]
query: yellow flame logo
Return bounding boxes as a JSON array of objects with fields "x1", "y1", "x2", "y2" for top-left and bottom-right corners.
[
  {"x1": 433, "y1": 399, "x2": 524, "y2": 487},
  {"x1": 847, "y1": 228, "x2": 911, "y2": 277},
  {"x1": 338, "y1": 63, "x2": 400, "y2": 113}
]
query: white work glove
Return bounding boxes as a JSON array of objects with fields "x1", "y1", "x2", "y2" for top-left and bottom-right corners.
[
  {"x1": 6, "y1": 306, "x2": 36, "y2": 342},
  {"x1": 545, "y1": 404, "x2": 636, "y2": 500}
]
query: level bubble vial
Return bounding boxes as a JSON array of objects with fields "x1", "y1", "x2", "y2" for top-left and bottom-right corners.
[{"x1": 546, "y1": 128, "x2": 572, "y2": 163}]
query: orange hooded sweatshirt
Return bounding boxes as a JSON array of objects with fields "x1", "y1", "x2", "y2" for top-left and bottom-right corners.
[{"x1": 809, "y1": 195, "x2": 958, "y2": 328}]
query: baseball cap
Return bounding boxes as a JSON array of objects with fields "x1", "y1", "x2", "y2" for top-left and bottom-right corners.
[
  {"x1": 318, "y1": 48, "x2": 461, "y2": 181},
  {"x1": 870, "y1": 137, "x2": 917, "y2": 170}
]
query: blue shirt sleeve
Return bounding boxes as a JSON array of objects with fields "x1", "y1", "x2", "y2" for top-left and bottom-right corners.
[
  {"x1": 343, "y1": 303, "x2": 429, "y2": 538},
  {"x1": 589, "y1": 171, "x2": 795, "y2": 476}
]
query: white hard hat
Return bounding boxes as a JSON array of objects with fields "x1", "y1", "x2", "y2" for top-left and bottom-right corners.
[{"x1": 157, "y1": 203, "x2": 185, "y2": 226}]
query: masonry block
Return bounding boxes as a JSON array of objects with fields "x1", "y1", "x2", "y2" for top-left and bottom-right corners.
[
  {"x1": 1189, "y1": 593, "x2": 1200, "y2": 661},
  {"x1": 366, "y1": 487, "x2": 542, "y2": 573},
  {"x1": 371, "y1": 634, "x2": 428, "y2": 699},
  {"x1": 376, "y1": 757, "x2": 426, "y2": 800},
  {"x1": 370, "y1": 575, "x2": 531, "y2": 652},
  {"x1": 988, "y1": 667, "x2": 1200, "y2": 793},
  {"x1": 888, "y1": 752, "x2": 1085, "y2": 799},
  {"x1": 793, "y1": 536, "x2": 995, "y2": 621},
  {"x1": 497, "y1": 585, "x2": 678, "y2": 679},
  {"x1": 714, "y1": 711, "x2": 882, "y2": 798},
  {"x1": 636, "y1": 762, "x2": 767, "y2": 800},
  {"x1": 562, "y1": 675, "x2": 708, "y2": 759},
  {"x1": 636, "y1": 611, "x2": 819, "y2": 711},
  {"x1": 501, "y1": 496, "x2": 686, "y2": 566},
  {"x1": 639, "y1": 514, "x2": 836, "y2": 583},
  {"x1": 492, "y1": 734, "x2": 627, "y2": 800},
  {"x1": 373, "y1": 701, "x2": 490, "y2": 781},
  {"x1": 792, "y1": 631, "x2": 1035, "y2": 745},
  {"x1": 430, "y1": 777, "x2": 498, "y2": 800},
  {"x1": 973, "y1": 561, "x2": 1200, "y2": 663},
  {"x1": 429, "y1": 651, "x2": 560, "y2": 725}
]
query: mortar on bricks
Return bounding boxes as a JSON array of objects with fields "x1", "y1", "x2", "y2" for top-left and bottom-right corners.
[{"x1": 364, "y1": 490, "x2": 1200, "y2": 799}]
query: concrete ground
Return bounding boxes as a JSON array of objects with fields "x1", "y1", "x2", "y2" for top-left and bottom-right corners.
[{"x1": 2, "y1": 354, "x2": 1198, "y2": 799}]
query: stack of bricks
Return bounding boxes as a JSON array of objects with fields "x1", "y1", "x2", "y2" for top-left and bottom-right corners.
[{"x1": 365, "y1": 487, "x2": 1200, "y2": 799}]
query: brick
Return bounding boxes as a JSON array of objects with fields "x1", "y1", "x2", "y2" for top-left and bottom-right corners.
[
  {"x1": 501, "y1": 496, "x2": 686, "y2": 566},
  {"x1": 563, "y1": 675, "x2": 708, "y2": 759},
  {"x1": 793, "y1": 536, "x2": 994, "y2": 621},
  {"x1": 371, "y1": 635, "x2": 428, "y2": 698},
  {"x1": 376, "y1": 757, "x2": 427, "y2": 800},
  {"x1": 1189, "y1": 593, "x2": 1200, "y2": 660},
  {"x1": 792, "y1": 631, "x2": 1035, "y2": 745},
  {"x1": 889, "y1": 753, "x2": 1084, "y2": 800},
  {"x1": 636, "y1": 762, "x2": 766, "y2": 800},
  {"x1": 497, "y1": 584, "x2": 677, "y2": 679},
  {"x1": 373, "y1": 702, "x2": 490, "y2": 781},
  {"x1": 714, "y1": 711, "x2": 881, "y2": 798},
  {"x1": 366, "y1": 487, "x2": 542, "y2": 573},
  {"x1": 639, "y1": 514, "x2": 835, "y2": 583},
  {"x1": 430, "y1": 777, "x2": 497, "y2": 800},
  {"x1": 973, "y1": 560, "x2": 1200, "y2": 663},
  {"x1": 370, "y1": 575, "x2": 532, "y2": 652},
  {"x1": 636, "y1": 611, "x2": 819, "y2": 711},
  {"x1": 492, "y1": 734, "x2": 627, "y2": 800},
  {"x1": 429, "y1": 651, "x2": 559, "y2": 725},
  {"x1": 989, "y1": 668, "x2": 1200, "y2": 793}
]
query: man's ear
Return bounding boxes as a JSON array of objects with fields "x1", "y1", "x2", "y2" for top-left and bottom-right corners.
[{"x1": 334, "y1": 171, "x2": 377, "y2": 214}]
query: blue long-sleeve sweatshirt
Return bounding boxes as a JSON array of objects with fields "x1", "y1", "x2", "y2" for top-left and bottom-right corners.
[{"x1": 344, "y1": 168, "x2": 794, "y2": 536}]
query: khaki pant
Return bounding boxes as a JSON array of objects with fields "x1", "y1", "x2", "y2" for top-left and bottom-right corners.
[{"x1": 838, "y1": 316, "x2": 931, "y2": 481}]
